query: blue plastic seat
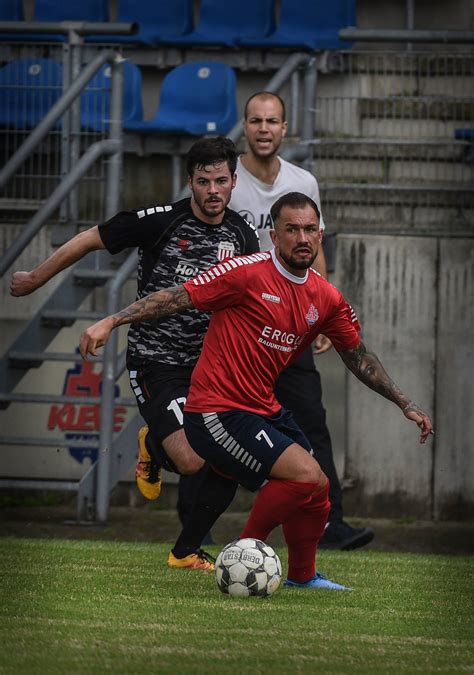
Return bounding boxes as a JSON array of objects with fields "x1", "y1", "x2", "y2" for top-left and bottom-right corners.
[
  {"x1": 0, "y1": 57, "x2": 63, "y2": 129},
  {"x1": 12, "y1": 0, "x2": 109, "y2": 42},
  {"x1": 125, "y1": 62, "x2": 237, "y2": 136},
  {"x1": 80, "y1": 61, "x2": 143, "y2": 132},
  {"x1": 162, "y1": 0, "x2": 275, "y2": 48},
  {"x1": 0, "y1": 0, "x2": 24, "y2": 40},
  {"x1": 87, "y1": 0, "x2": 193, "y2": 45},
  {"x1": 455, "y1": 129, "x2": 474, "y2": 141},
  {"x1": 33, "y1": 0, "x2": 107, "y2": 21},
  {"x1": 0, "y1": 0, "x2": 23, "y2": 19},
  {"x1": 241, "y1": 0, "x2": 356, "y2": 50}
]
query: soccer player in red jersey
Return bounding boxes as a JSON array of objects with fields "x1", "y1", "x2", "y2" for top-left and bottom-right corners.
[{"x1": 80, "y1": 192, "x2": 433, "y2": 590}]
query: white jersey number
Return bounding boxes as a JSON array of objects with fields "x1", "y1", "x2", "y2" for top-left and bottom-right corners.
[
  {"x1": 166, "y1": 397, "x2": 187, "y2": 425},
  {"x1": 256, "y1": 429, "x2": 274, "y2": 448}
]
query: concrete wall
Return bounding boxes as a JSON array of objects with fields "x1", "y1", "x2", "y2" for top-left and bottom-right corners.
[
  {"x1": 433, "y1": 239, "x2": 474, "y2": 519},
  {"x1": 332, "y1": 234, "x2": 474, "y2": 520},
  {"x1": 357, "y1": 0, "x2": 473, "y2": 31}
]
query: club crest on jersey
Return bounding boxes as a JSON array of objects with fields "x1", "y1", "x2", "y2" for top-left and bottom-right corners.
[
  {"x1": 306, "y1": 304, "x2": 319, "y2": 325},
  {"x1": 217, "y1": 241, "x2": 235, "y2": 261}
]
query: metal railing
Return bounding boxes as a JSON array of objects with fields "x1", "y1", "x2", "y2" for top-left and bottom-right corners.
[
  {"x1": 0, "y1": 42, "x2": 134, "y2": 521},
  {"x1": 0, "y1": 22, "x2": 133, "y2": 228},
  {"x1": 311, "y1": 50, "x2": 474, "y2": 232},
  {"x1": 340, "y1": 28, "x2": 474, "y2": 44},
  {"x1": 0, "y1": 50, "x2": 125, "y2": 275}
]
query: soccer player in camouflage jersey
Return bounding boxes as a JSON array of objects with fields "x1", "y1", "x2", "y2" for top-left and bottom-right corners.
[{"x1": 11, "y1": 136, "x2": 260, "y2": 570}]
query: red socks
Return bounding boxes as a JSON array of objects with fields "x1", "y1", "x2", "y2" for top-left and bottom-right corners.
[
  {"x1": 282, "y1": 482, "x2": 330, "y2": 582},
  {"x1": 240, "y1": 479, "x2": 330, "y2": 583}
]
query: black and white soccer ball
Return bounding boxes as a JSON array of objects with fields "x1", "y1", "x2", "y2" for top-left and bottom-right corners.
[{"x1": 215, "y1": 538, "x2": 282, "y2": 598}]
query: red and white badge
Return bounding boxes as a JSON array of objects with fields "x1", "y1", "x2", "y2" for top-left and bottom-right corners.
[{"x1": 217, "y1": 241, "x2": 235, "y2": 261}]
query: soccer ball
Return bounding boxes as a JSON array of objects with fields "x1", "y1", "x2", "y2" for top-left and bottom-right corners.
[{"x1": 215, "y1": 538, "x2": 282, "y2": 598}]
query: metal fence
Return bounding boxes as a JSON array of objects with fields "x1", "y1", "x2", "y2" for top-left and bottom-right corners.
[
  {"x1": 313, "y1": 50, "x2": 474, "y2": 232},
  {"x1": 0, "y1": 42, "x2": 116, "y2": 228}
]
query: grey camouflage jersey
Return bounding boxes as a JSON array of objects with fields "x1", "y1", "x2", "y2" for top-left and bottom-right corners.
[{"x1": 98, "y1": 198, "x2": 260, "y2": 367}]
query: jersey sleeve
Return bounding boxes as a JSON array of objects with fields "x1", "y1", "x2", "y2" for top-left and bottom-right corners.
[
  {"x1": 184, "y1": 261, "x2": 248, "y2": 312},
  {"x1": 98, "y1": 208, "x2": 169, "y2": 254},
  {"x1": 319, "y1": 292, "x2": 361, "y2": 352},
  {"x1": 243, "y1": 220, "x2": 260, "y2": 254}
]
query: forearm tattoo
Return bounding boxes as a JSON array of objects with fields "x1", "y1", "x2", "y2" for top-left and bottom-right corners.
[
  {"x1": 339, "y1": 341, "x2": 412, "y2": 410},
  {"x1": 110, "y1": 285, "x2": 193, "y2": 328}
]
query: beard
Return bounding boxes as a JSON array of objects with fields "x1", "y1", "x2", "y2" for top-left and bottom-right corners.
[
  {"x1": 280, "y1": 249, "x2": 318, "y2": 271},
  {"x1": 194, "y1": 196, "x2": 226, "y2": 218}
]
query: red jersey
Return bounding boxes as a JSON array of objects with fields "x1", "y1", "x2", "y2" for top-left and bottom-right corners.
[{"x1": 184, "y1": 250, "x2": 361, "y2": 417}]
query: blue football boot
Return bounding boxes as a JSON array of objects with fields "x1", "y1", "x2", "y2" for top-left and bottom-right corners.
[{"x1": 284, "y1": 572, "x2": 353, "y2": 591}]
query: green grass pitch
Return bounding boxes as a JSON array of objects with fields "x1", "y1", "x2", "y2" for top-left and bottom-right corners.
[{"x1": 0, "y1": 538, "x2": 472, "y2": 673}]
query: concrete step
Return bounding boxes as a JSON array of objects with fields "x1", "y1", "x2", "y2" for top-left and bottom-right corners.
[
  {"x1": 7, "y1": 350, "x2": 103, "y2": 369},
  {"x1": 40, "y1": 309, "x2": 103, "y2": 327},
  {"x1": 360, "y1": 118, "x2": 469, "y2": 139},
  {"x1": 0, "y1": 392, "x2": 135, "y2": 406},
  {"x1": 0, "y1": 479, "x2": 80, "y2": 491},
  {"x1": 320, "y1": 181, "x2": 474, "y2": 231},
  {"x1": 311, "y1": 139, "x2": 471, "y2": 161},
  {"x1": 0, "y1": 437, "x2": 99, "y2": 449},
  {"x1": 339, "y1": 53, "x2": 474, "y2": 78},
  {"x1": 322, "y1": 199, "x2": 473, "y2": 233},
  {"x1": 321, "y1": 182, "x2": 474, "y2": 204},
  {"x1": 73, "y1": 268, "x2": 137, "y2": 287},
  {"x1": 0, "y1": 198, "x2": 46, "y2": 213},
  {"x1": 314, "y1": 156, "x2": 473, "y2": 185},
  {"x1": 359, "y1": 97, "x2": 474, "y2": 121}
]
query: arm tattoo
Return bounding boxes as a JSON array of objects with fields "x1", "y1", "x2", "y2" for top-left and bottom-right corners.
[
  {"x1": 339, "y1": 341, "x2": 412, "y2": 410},
  {"x1": 110, "y1": 285, "x2": 193, "y2": 328}
]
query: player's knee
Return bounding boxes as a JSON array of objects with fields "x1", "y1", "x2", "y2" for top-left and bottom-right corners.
[
  {"x1": 302, "y1": 463, "x2": 328, "y2": 488},
  {"x1": 163, "y1": 430, "x2": 204, "y2": 475},
  {"x1": 175, "y1": 454, "x2": 205, "y2": 475}
]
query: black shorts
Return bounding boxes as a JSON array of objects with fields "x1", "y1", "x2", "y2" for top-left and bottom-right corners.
[
  {"x1": 183, "y1": 407, "x2": 313, "y2": 491},
  {"x1": 129, "y1": 363, "x2": 194, "y2": 471}
]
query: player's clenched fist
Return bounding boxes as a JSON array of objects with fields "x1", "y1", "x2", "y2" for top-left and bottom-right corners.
[
  {"x1": 10, "y1": 271, "x2": 36, "y2": 296},
  {"x1": 79, "y1": 317, "x2": 114, "y2": 360}
]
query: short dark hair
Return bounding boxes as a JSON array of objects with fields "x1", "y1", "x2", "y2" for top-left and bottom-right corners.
[
  {"x1": 270, "y1": 192, "x2": 320, "y2": 225},
  {"x1": 244, "y1": 91, "x2": 286, "y2": 122},
  {"x1": 186, "y1": 136, "x2": 238, "y2": 177}
]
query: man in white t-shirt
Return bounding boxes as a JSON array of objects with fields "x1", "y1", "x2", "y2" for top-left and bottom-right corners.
[
  {"x1": 232, "y1": 153, "x2": 326, "y2": 254},
  {"x1": 228, "y1": 91, "x2": 374, "y2": 551}
]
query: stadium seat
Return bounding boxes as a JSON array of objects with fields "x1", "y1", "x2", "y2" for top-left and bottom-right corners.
[
  {"x1": 11, "y1": 0, "x2": 109, "y2": 42},
  {"x1": 0, "y1": 0, "x2": 24, "y2": 40},
  {"x1": 124, "y1": 62, "x2": 237, "y2": 135},
  {"x1": 240, "y1": 0, "x2": 356, "y2": 50},
  {"x1": 80, "y1": 61, "x2": 143, "y2": 132},
  {"x1": 0, "y1": 0, "x2": 23, "y2": 20},
  {"x1": 162, "y1": 0, "x2": 275, "y2": 48},
  {"x1": 87, "y1": 0, "x2": 193, "y2": 45},
  {"x1": 0, "y1": 57, "x2": 63, "y2": 129},
  {"x1": 455, "y1": 129, "x2": 474, "y2": 141}
]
